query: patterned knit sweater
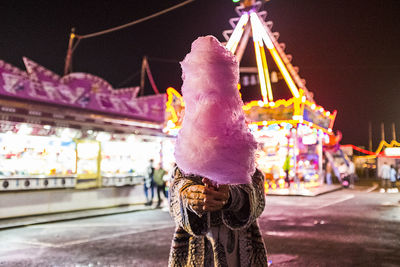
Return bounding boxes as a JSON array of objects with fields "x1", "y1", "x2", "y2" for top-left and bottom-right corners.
[{"x1": 168, "y1": 167, "x2": 268, "y2": 267}]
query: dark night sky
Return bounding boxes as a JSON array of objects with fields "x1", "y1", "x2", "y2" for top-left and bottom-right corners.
[{"x1": 1, "y1": 0, "x2": 399, "y2": 148}]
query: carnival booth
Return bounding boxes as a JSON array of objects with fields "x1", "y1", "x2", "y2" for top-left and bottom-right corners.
[
  {"x1": 0, "y1": 57, "x2": 168, "y2": 191},
  {"x1": 350, "y1": 139, "x2": 400, "y2": 182}
]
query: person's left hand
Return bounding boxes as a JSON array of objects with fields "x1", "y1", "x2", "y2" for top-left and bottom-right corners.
[{"x1": 201, "y1": 178, "x2": 230, "y2": 212}]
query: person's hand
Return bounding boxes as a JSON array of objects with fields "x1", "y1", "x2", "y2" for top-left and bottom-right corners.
[
  {"x1": 201, "y1": 178, "x2": 230, "y2": 212},
  {"x1": 181, "y1": 184, "x2": 207, "y2": 214},
  {"x1": 181, "y1": 178, "x2": 231, "y2": 213}
]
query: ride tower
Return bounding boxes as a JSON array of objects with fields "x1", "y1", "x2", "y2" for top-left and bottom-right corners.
[{"x1": 223, "y1": 0, "x2": 337, "y2": 191}]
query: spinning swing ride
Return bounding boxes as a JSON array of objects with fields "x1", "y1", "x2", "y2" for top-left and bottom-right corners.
[{"x1": 165, "y1": 0, "x2": 338, "y2": 190}]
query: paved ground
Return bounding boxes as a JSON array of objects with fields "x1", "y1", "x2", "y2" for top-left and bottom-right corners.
[{"x1": 1, "y1": 182, "x2": 399, "y2": 266}]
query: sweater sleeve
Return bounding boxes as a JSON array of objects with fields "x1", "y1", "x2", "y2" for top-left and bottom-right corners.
[
  {"x1": 169, "y1": 167, "x2": 208, "y2": 236},
  {"x1": 221, "y1": 169, "x2": 266, "y2": 230}
]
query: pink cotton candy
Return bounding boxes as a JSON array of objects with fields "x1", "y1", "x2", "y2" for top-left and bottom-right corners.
[{"x1": 174, "y1": 35, "x2": 257, "y2": 185}]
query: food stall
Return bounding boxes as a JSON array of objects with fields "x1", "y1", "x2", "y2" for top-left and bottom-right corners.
[
  {"x1": 0, "y1": 57, "x2": 168, "y2": 191},
  {"x1": 0, "y1": 122, "x2": 77, "y2": 190}
]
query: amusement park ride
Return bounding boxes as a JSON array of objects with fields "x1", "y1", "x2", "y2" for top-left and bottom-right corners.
[
  {"x1": 165, "y1": 0, "x2": 340, "y2": 191},
  {"x1": 166, "y1": 0, "x2": 336, "y2": 134}
]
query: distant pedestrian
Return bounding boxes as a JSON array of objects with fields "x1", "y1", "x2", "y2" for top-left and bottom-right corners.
[
  {"x1": 397, "y1": 167, "x2": 400, "y2": 183},
  {"x1": 338, "y1": 162, "x2": 347, "y2": 183},
  {"x1": 379, "y1": 161, "x2": 391, "y2": 193},
  {"x1": 153, "y1": 163, "x2": 168, "y2": 208},
  {"x1": 348, "y1": 161, "x2": 356, "y2": 189},
  {"x1": 161, "y1": 168, "x2": 173, "y2": 212},
  {"x1": 144, "y1": 159, "x2": 155, "y2": 205},
  {"x1": 398, "y1": 167, "x2": 400, "y2": 180},
  {"x1": 283, "y1": 155, "x2": 291, "y2": 185},
  {"x1": 389, "y1": 165, "x2": 398, "y2": 193},
  {"x1": 164, "y1": 162, "x2": 177, "y2": 200},
  {"x1": 326, "y1": 162, "x2": 333, "y2": 185}
]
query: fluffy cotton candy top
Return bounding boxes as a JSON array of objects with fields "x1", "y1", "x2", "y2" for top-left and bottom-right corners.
[{"x1": 174, "y1": 35, "x2": 257, "y2": 185}]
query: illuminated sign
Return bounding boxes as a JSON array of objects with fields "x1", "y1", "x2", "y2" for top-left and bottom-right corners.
[
  {"x1": 244, "y1": 103, "x2": 294, "y2": 122},
  {"x1": 384, "y1": 147, "x2": 400, "y2": 156}
]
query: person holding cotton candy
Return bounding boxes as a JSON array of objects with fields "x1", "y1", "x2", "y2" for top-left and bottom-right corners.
[{"x1": 168, "y1": 36, "x2": 267, "y2": 267}]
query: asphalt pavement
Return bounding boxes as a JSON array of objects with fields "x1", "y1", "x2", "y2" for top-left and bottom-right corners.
[{"x1": 1, "y1": 180, "x2": 399, "y2": 266}]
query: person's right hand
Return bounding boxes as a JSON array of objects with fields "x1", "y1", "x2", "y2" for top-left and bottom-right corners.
[
  {"x1": 181, "y1": 185, "x2": 206, "y2": 214},
  {"x1": 202, "y1": 178, "x2": 230, "y2": 212},
  {"x1": 182, "y1": 181, "x2": 230, "y2": 213}
]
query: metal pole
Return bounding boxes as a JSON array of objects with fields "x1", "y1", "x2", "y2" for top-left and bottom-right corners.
[
  {"x1": 140, "y1": 56, "x2": 147, "y2": 96},
  {"x1": 293, "y1": 128, "x2": 298, "y2": 190},
  {"x1": 64, "y1": 28, "x2": 75, "y2": 75},
  {"x1": 366, "y1": 122, "x2": 371, "y2": 179},
  {"x1": 368, "y1": 121, "x2": 372, "y2": 151},
  {"x1": 235, "y1": 24, "x2": 251, "y2": 63},
  {"x1": 392, "y1": 123, "x2": 396, "y2": 141},
  {"x1": 381, "y1": 122, "x2": 385, "y2": 142},
  {"x1": 318, "y1": 132, "x2": 323, "y2": 185}
]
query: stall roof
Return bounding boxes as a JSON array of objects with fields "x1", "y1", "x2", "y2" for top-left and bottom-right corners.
[
  {"x1": 0, "y1": 58, "x2": 165, "y2": 126},
  {"x1": 0, "y1": 98, "x2": 166, "y2": 137}
]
